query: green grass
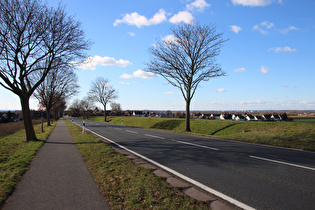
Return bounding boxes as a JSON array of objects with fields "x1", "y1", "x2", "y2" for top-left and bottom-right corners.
[
  {"x1": 91, "y1": 116, "x2": 315, "y2": 151},
  {"x1": 65, "y1": 120, "x2": 210, "y2": 209},
  {"x1": 0, "y1": 122, "x2": 56, "y2": 206}
]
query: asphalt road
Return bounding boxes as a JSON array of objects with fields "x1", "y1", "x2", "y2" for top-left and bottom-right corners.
[{"x1": 67, "y1": 117, "x2": 315, "y2": 210}]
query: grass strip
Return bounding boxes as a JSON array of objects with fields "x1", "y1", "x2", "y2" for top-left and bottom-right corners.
[
  {"x1": 65, "y1": 120, "x2": 211, "y2": 209},
  {"x1": 91, "y1": 116, "x2": 315, "y2": 151},
  {"x1": 0, "y1": 122, "x2": 56, "y2": 206}
]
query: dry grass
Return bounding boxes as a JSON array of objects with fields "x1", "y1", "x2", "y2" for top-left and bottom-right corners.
[{"x1": 0, "y1": 120, "x2": 43, "y2": 137}]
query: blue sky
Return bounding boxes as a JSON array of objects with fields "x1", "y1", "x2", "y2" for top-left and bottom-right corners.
[{"x1": 1, "y1": 0, "x2": 314, "y2": 111}]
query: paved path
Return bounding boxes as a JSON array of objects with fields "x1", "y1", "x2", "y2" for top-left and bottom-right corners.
[{"x1": 3, "y1": 119, "x2": 110, "y2": 210}]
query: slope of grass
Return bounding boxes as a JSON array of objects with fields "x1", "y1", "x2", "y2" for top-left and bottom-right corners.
[
  {"x1": 91, "y1": 116, "x2": 315, "y2": 151},
  {"x1": 65, "y1": 120, "x2": 210, "y2": 209},
  {"x1": 0, "y1": 123, "x2": 56, "y2": 206}
]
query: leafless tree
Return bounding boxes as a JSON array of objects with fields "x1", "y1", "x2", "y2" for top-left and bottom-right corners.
[
  {"x1": 89, "y1": 77, "x2": 118, "y2": 122},
  {"x1": 145, "y1": 22, "x2": 227, "y2": 131},
  {"x1": 34, "y1": 64, "x2": 79, "y2": 126},
  {"x1": 51, "y1": 98, "x2": 67, "y2": 121},
  {"x1": 110, "y1": 102, "x2": 122, "y2": 115},
  {"x1": 69, "y1": 98, "x2": 82, "y2": 117},
  {"x1": 80, "y1": 96, "x2": 95, "y2": 119},
  {"x1": 0, "y1": 0, "x2": 90, "y2": 141}
]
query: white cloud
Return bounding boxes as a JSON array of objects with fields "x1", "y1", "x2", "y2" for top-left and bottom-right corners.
[
  {"x1": 186, "y1": 0, "x2": 211, "y2": 11},
  {"x1": 240, "y1": 100, "x2": 268, "y2": 105},
  {"x1": 120, "y1": 82, "x2": 130, "y2": 85},
  {"x1": 72, "y1": 55, "x2": 132, "y2": 70},
  {"x1": 253, "y1": 21, "x2": 274, "y2": 34},
  {"x1": 120, "y1": 73, "x2": 136, "y2": 79},
  {"x1": 300, "y1": 101, "x2": 315, "y2": 107},
  {"x1": 270, "y1": 46, "x2": 297, "y2": 53},
  {"x1": 233, "y1": 68, "x2": 246, "y2": 72},
  {"x1": 134, "y1": 70, "x2": 157, "y2": 79},
  {"x1": 114, "y1": 9, "x2": 167, "y2": 28},
  {"x1": 279, "y1": 25, "x2": 299, "y2": 34},
  {"x1": 120, "y1": 70, "x2": 157, "y2": 79},
  {"x1": 128, "y1": 32, "x2": 135, "y2": 37},
  {"x1": 163, "y1": 92, "x2": 175, "y2": 95},
  {"x1": 230, "y1": 25, "x2": 242, "y2": 34},
  {"x1": 169, "y1": 11, "x2": 194, "y2": 24},
  {"x1": 213, "y1": 88, "x2": 227, "y2": 92},
  {"x1": 260, "y1": 66, "x2": 269, "y2": 73},
  {"x1": 231, "y1": 0, "x2": 281, "y2": 7},
  {"x1": 162, "y1": 34, "x2": 178, "y2": 43}
]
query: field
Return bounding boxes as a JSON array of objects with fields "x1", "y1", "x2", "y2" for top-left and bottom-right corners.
[
  {"x1": 0, "y1": 120, "x2": 43, "y2": 137},
  {"x1": 91, "y1": 116, "x2": 315, "y2": 151}
]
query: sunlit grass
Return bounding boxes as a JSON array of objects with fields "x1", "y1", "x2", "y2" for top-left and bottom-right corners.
[{"x1": 91, "y1": 116, "x2": 315, "y2": 151}]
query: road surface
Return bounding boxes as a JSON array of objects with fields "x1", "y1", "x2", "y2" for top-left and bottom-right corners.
[{"x1": 67, "y1": 117, "x2": 315, "y2": 210}]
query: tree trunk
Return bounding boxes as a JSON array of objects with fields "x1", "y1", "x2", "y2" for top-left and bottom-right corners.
[
  {"x1": 185, "y1": 99, "x2": 191, "y2": 132},
  {"x1": 47, "y1": 109, "x2": 51, "y2": 126},
  {"x1": 20, "y1": 95, "x2": 37, "y2": 141},
  {"x1": 104, "y1": 104, "x2": 107, "y2": 122}
]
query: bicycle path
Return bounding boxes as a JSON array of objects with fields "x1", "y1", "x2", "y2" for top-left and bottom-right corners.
[{"x1": 3, "y1": 119, "x2": 110, "y2": 210}]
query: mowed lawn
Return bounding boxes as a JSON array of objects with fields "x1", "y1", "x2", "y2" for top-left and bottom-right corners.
[{"x1": 91, "y1": 116, "x2": 315, "y2": 152}]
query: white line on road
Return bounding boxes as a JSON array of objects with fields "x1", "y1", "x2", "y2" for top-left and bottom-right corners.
[
  {"x1": 86, "y1": 129, "x2": 254, "y2": 210},
  {"x1": 125, "y1": 130, "x2": 138, "y2": 134},
  {"x1": 175, "y1": 140, "x2": 219, "y2": 151},
  {"x1": 249, "y1": 155, "x2": 315, "y2": 171},
  {"x1": 66, "y1": 121, "x2": 255, "y2": 210},
  {"x1": 144, "y1": 134, "x2": 165, "y2": 139}
]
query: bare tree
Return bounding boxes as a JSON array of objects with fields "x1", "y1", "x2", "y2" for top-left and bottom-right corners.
[
  {"x1": 69, "y1": 98, "x2": 82, "y2": 117},
  {"x1": 34, "y1": 64, "x2": 79, "y2": 126},
  {"x1": 145, "y1": 22, "x2": 227, "y2": 131},
  {"x1": 0, "y1": 0, "x2": 90, "y2": 141},
  {"x1": 110, "y1": 102, "x2": 122, "y2": 116},
  {"x1": 51, "y1": 98, "x2": 67, "y2": 121},
  {"x1": 89, "y1": 77, "x2": 118, "y2": 122},
  {"x1": 80, "y1": 96, "x2": 95, "y2": 119}
]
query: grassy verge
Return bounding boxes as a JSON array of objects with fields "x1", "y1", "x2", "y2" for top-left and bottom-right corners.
[
  {"x1": 92, "y1": 116, "x2": 315, "y2": 151},
  {"x1": 0, "y1": 122, "x2": 56, "y2": 206},
  {"x1": 65, "y1": 120, "x2": 210, "y2": 209}
]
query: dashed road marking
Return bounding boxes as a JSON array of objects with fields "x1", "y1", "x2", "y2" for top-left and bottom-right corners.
[
  {"x1": 144, "y1": 134, "x2": 165, "y2": 139},
  {"x1": 125, "y1": 130, "x2": 138, "y2": 134},
  {"x1": 249, "y1": 155, "x2": 315, "y2": 171},
  {"x1": 175, "y1": 140, "x2": 219, "y2": 151}
]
